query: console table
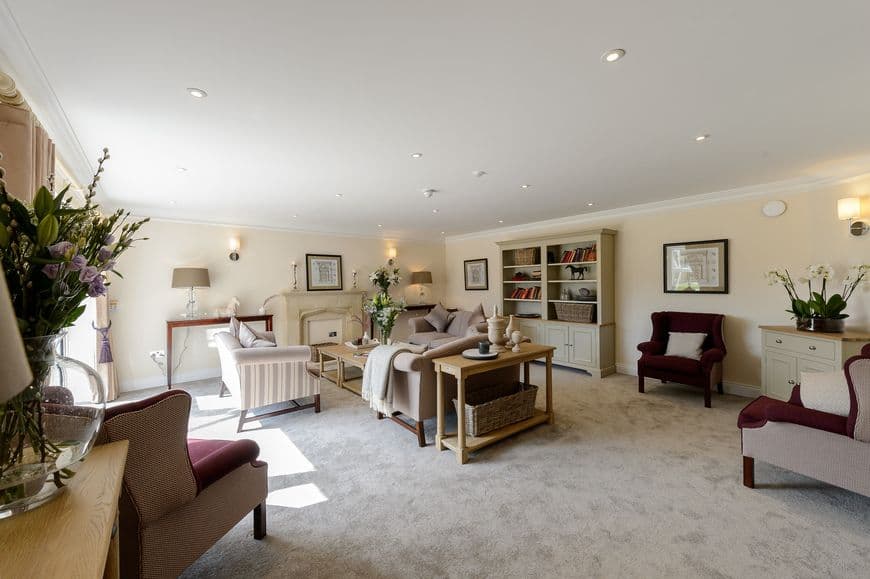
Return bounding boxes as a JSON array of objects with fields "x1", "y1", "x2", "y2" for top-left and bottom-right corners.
[
  {"x1": 434, "y1": 343, "x2": 555, "y2": 464},
  {"x1": 166, "y1": 314, "x2": 273, "y2": 388},
  {"x1": 0, "y1": 440, "x2": 129, "y2": 578}
]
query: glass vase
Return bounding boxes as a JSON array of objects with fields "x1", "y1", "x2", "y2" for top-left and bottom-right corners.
[{"x1": 0, "y1": 334, "x2": 105, "y2": 518}]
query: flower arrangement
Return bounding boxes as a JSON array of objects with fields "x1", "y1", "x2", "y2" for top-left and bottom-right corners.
[
  {"x1": 369, "y1": 265, "x2": 401, "y2": 293},
  {"x1": 1, "y1": 148, "x2": 148, "y2": 499},
  {"x1": 364, "y1": 265, "x2": 405, "y2": 342},
  {"x1": 765, "y1": 264, "x2": 869, "y2": 331}
]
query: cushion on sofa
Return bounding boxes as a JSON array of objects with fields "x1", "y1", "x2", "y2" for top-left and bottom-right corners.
[
  {"x1": 408, "y1": 332, "x2": 453, "y2": 347},
  {"x1": 239, "y1": 321, "x2": 277, "y2": 348},
  {"x1": 665, "y1": 332, "x2": 706, "y2": 360},
  {"x1": 424, "y1": 304, "x2": 454, "y2": 333},
  {"x1": 424, "y1": 335, "x2": 483, "y2": 359},
  {"x1": 800, "y1": 371, "x2": 850, "y2": 417},
  {"x1": 446, "y1": 303, "x2": 486, "y2": 337}
]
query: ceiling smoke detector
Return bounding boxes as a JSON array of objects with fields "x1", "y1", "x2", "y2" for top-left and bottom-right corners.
[
  {"x1": 601, "y1": 49, "x2": 626, "y2": 63},
  {"x1": 187, "y1": 88, "x2": 207, "y2": 98},
  {"x1": 472, "y1": 170, "x2": 487, "y2": 178},
  {"x1": 422, "y1": 188, "x2": 437, "y2": 198}
]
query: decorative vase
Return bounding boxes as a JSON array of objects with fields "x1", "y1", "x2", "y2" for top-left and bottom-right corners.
[
  {"x1": 0, "y1": 334, "x2": 105, "y2": 519},
  {"x1": 511, "y1": 330, "x2": 523, "y2": 352},
  {"x1": 796, "y1": 317, "x2": 845, "y2": 333},
  {"x1": 505, "y1": 315, "x2": 518, "y2": 341},
  {"x1": 487, "y1": 306, "x2": 509, "y2": 353}
]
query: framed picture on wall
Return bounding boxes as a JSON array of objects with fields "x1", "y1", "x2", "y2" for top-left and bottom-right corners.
[
  {"x1": 464, "y1": 258, "x2": 489, "y2": 290},
  {"x1": 306, "y1": 254, "x2": 343, "y2": 291},
  {"x1": 663, "y1": 239, "x2": 728, "y2": 294}
]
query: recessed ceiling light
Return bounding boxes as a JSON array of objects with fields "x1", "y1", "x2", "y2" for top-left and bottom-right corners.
[
  {"x1": 587, "y1": 202, "x2": 594, "y2": 207},
  {"x1": 187, "y1": 87, "x2": 207, "y2": 98},
  {"x1": 498, "y1": 219, "x2": 504, "y2": 224},
  {"x1": 601, "y1": 49, "x2": 626, "y2": 63},
  {"x1": 176, "y1": 167, "x2": 188, "y2": 173},
  {"x1": 292, "y1": 214, "x2": 298, "y2": 218},
  {"x1": 440, "y1": 231, "x2": 445, "y2": 235},
  {"x1": 695, "y1": 134, "x2": 710, "y2": 142},
  {"x1": 377, "y1": 224, "x2": 383, "y2": 228},
  {"x1": 335, "y1": 193, "x2": 343, "y2": 198},
  {"x1": 422, "y1": 188, "x2": 436, "y2": 198},
  {"x1": 411, "y1": 152, "x2": 423, "y2": 158},
  {"x1": 521, "y1": 184, "x2": 531, "y2": 189},
  {"x1": 432, "y1": 209, "x2": 439, "y2": 214},
  {"x1": 472, "y1": 170, "x2": 487, "y2": 178},
  {"x1": 169, "y1": 200, "x2": 176, "y2": 206}
]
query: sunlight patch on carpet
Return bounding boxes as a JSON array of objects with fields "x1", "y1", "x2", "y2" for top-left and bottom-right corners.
[
  {"x1": 238, "y1": 428, "x2": 315, "y2": 475},
  {"x1": 267, "y1": 483, "x2": 328, "y2": 509},
  {"x1": 194, "y1": 394, "x2": 236, "y2": 411}
]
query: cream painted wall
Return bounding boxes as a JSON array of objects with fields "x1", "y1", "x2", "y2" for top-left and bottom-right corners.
[
  {"x1": 445, "y1": 180, "x2": 870, "y2": 391},
  {"x1": 111, "y1": 220, "x2": 446, "y2": 391}
]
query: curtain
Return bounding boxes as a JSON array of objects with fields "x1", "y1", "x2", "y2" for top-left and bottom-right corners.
[{"x1": 95, "y1": 294, "x2": 119, "y2": 401}]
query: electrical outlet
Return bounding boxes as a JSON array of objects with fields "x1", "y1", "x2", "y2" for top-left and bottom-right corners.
[
  {"x1": 149, "y1": 350, "x2": 165, "y2": 358},
  {"x1": 328, "y1": 331, "x2": 338, "y2": 337}
]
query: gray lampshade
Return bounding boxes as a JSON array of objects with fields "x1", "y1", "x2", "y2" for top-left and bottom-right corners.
[
  {"x1": 171, "y1": 267, "x2": 210, "y2": 289},
  {"x1": 0, "y1": 275, "x2": 32, "y2": 403},
  {"x1": 410, "y1": 271, "x2": 433, "y2": 285}
]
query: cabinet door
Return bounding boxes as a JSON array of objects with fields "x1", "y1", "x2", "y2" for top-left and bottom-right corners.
[
  {"x1": 571, "y1": 327, "x2": 596, "y2": 366},
  {"x1": 764, "y1": 351, "x2": 798, "y2": 401},
  {"x1": 518, "y1": 321, "x2": 538, "y2": 344},
  {"x1": 797, "y1": 357, "x2": 836, "y2": 376},
  {"x1": 544, "y1": 325, "x2": 569, "y2": 363}
]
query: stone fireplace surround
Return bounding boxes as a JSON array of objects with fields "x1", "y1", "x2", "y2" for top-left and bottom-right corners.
[{"x1": 270, "y1": 290, "x2": 368, "y2": 346}]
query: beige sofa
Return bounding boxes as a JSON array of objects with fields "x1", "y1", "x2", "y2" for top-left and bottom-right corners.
[
  {"x1": 407, "y1": 307, "x2": 487, "y2": 347},
  {"x1": 386, "y1": 334, "x2": 519, "y2": 446}
]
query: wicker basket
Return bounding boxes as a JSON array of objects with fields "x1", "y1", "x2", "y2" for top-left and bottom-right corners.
[
  {"x1": 513, "y1": 247, "x2": 540, "y2": 266},
  {"x1": 553, "y1": 302, "x2": 596, "y2": 323},
  {"x1": 453, "y1": 382, "x2": 538, "y2": 436}
]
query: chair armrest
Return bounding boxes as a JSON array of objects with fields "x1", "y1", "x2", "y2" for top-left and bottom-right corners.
[
  {"x1": 409, "y1": 317, "x2": 436, "y2": 334},
  {"x1": 700, "y1": 348, "x2": 725, "y2": 371},
  {"x1": 393, "y1": 352, "x2": 424, "y2": 372},
  {"x1": 638, "y1": 341, "x2": 666, "y2": 355},
  {"x1": 188, "y1": 438, "x2": 263, "y2": 493},
  {"x1": 765, "y1": 401, "x2": 847, "y2": 436},
  {"x1": 231, "y1": 345, "x2": 312, "y2": 365}
]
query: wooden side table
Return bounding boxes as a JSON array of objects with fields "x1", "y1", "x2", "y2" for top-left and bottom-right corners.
[
  {"x1": 0, "y1": 440, "x2": 129, "y2": 578},
  {"x1": 433, "y1": 343, "x2": 555, "y2": 464},
  {"x1": 166, "y1": 314, "x2": 273, "y2": 388}
]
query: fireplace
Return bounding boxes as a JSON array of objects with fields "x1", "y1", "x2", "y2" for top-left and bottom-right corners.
[{"x1": 271, "y1": 290, "x2": 367, "y2": 346}]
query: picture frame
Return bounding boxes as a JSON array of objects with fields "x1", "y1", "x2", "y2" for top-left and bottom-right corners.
[
  {"x1": 306, "y1": 254, "x2": 343, "y2": 291},
  {"x1": 464, "y1": 258, "x2": 489, "y2": 291},
  {"x1": 663, "y1": 239, "x2": 728, "y2": 294}
]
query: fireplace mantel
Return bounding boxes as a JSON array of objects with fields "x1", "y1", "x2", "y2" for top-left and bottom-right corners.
[{"x1": 271, "y1": 289, "x2": 368, "y2": 345}]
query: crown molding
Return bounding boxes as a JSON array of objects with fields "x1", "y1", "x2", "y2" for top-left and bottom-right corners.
[
  {"x1": 0, "y1": 0, "x2": 94, "y2": 187},
  {"x1": 446, "y1": 172, "x2": 866, "y2": 243}
]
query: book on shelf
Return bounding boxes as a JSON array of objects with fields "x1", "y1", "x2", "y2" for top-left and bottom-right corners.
[
  {"x1": 558, "y1": 243, "x2": 597, "y2": 263},
  {"x1": 509, "y1": 286, "x2": 540, "y2": 300}
]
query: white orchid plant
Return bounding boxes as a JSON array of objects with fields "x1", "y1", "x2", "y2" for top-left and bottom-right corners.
[
  {"x1": 765, "y1": 264, "x2": 869, "y2": 321},
  {"x1": 364, "y1": 265, "x2": 405, "y2": 341}
]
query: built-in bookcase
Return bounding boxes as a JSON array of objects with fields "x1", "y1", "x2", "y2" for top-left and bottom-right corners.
[{"x1": 497, "y1": 229, "x2": 616, "y2": 377}]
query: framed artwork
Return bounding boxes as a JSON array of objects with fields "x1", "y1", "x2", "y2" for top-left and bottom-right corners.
[
  {"x1": 306, "y1": 254, "x2": 343, "y2": 291},
  {"x1": 663, "y1": 239, "x2": 728, "y2": 294},
  {"x1": 464, "y1": 258, "x2": 489, "y2": 290}
]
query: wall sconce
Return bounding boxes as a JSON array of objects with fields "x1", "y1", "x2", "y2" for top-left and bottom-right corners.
[
  {"x1": 387, "y1": 247, "x2": 397, "y2": 265},
  {"x1": 228, "y1": 237, "x2": 241, "y2": 261},
  {"x1": 838, "y1": 198, "x2": 868, "y2": 236}
]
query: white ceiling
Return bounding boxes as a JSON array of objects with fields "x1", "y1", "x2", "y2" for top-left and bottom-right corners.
[{"x1": 3, "y1": 0, "x2": 870, "y2": 239}]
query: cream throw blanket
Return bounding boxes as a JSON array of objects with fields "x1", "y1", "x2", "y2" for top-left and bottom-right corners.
[{"x1": 362, "y1": 344, "x2": 410, "y2": 414}]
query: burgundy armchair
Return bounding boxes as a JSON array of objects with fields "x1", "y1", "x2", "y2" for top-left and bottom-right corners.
[
  {"x1": 98, "y1": 390, "x2": 268, "y2": 578},
  {"x1": 739, "y1": 345, "x2": 870, "y2": 496},
  {"x1": 637, "y1": 311, "x2": 726, "y2": 408}
]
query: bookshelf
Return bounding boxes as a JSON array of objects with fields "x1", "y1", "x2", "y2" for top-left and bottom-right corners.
[{"x1": 497, "y1": 229, "x2": 616, "y2": 378}]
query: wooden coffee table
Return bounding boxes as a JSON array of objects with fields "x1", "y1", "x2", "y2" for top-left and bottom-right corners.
[
  {"x1": 317, "y1": 343, "x2": 371, "y2": 396},
  {"x1": 433, "y1": 342, "x2": 555, "y2": 464}
]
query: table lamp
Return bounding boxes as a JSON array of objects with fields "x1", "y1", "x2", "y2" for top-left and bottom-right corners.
[
  {"x1": 0, "y1": 275, "x2": 32, "y2": 403},
  {"x1": 410, "y1": 271, "x2": 433, "y2": 304},
  {"x1": 171, "y1": 267, "x2": 210, "y2": 318}
]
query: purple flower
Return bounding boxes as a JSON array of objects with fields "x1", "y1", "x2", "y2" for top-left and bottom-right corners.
[
  {"x1": 42, "y1": 263, "x2": 61, "y2": 279},
  {"x1": 103, "y1": 259, "x2": 116, "y2": 272},
  {"x1": 103, "y1": 234, "x2": 115, "y2": 245},
  {"x1": 79, "y1": 265, "x2": 100, "y2": 283},
  {"x1": 48, "y1": 241, "x2": 73, "y2": 259},
  {"x1": 87, "y1": 276, "x2": 106, "y2": 297},
  {"x1": 97, "y1": 246, "x2": 113, "y2": 262},
  {"x1": 69, "y1": 254, "x2": 87, "y2": 271}
]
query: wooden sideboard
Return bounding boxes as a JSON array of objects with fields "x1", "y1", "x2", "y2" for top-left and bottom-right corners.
[
  {"x1": 0, "y1": 440, "x2": 129, "y2": 578},
  {"x1": 760, "y1": 325, "x2": 870, "y2": 401}
]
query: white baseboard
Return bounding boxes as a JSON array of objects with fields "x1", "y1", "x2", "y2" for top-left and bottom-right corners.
[
  {"x1": 120, "y1": 368, "x2": 221, "y2": 393},
  {"x1": 615, "y1": 363, "x2": 760, "y2": 399}
]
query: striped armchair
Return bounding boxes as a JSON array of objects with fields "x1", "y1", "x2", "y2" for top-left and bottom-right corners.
[{"x1": 215, "y1": 332, "x2": 321, "y2": 432}]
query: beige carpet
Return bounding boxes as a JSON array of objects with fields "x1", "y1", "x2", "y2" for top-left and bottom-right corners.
[{"x1": 133, "y1": 366, "x2": 870, "y2": 578}]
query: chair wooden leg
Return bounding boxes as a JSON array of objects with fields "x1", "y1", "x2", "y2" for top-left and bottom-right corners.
[
  {"x1": 377, "y1": 411, "x2": 384, "y2": 420},
  {"x1": 314, "y1": 394, "x2": 321, "y2": 413},
  {"x1": 704, "y1": 384, "x2": 711, "y2": 408},
  {"x1": 743, "y1": 456, "x2": 755, "y2": 488},
  {"x1": 254, "y1": 503, "x2": 266, "y2": 539},
  {"x1": 416, "y1": 421, "x2": 426, "y2": 447},
  {"x1": 717, "y1": 381, "x2": 724, "y2": 395},
  {"x1": 638, "y1": 373, "x2": 645, "y2": 393}
]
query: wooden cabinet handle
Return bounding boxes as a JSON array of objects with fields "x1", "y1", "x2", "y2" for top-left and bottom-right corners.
[
  {"x1": 775, "y1": 339, "x2": 783, "y2": 344},
  {"x1": 808, "y1": 345, "x2": 817, "y2": 351}
]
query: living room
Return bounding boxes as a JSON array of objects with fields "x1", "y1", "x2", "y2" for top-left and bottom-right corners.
[{"x1": 2, "y1": 2, "x2": 870, "y2": 578}]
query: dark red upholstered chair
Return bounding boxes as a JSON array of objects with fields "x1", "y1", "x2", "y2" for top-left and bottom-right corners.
[
  {"x1": 637, "y1": 311, "x2": 726, "y2": 408},
  {"x1": 98, "y1": 390, "x2": 268, "y2": 578}
]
